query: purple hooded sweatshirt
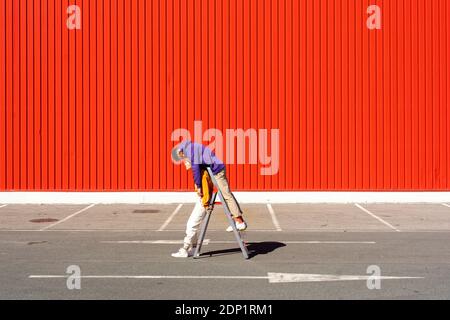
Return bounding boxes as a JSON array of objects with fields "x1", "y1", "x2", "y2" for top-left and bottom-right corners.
[{"x1": 177, "y1": 140, "x2": 225, "y2": 188}]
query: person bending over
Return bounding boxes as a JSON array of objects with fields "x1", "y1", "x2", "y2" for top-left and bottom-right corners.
[{"x1": 171, "y1": 140, "x2": 248, "y2": 233}]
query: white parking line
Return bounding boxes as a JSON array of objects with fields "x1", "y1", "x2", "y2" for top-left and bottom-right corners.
[
  {"x1": 354, "y1": 203, "x2": 401, "y2": 232},
  {"x1": 158, "y1": 204, "x2": 183, "y2": 231},
  {"x1": 442, "y1": 203, "x2": 450, "y2": 208},
  {"x1": 40, "y1": 204, "x2": 96, "y2": 231},
  {"x1": 266, "y1": 204, "x2": 282, "y2": 231},
  {"x1": 0, "y1": 204, "x2": 8, "y2": 209}
]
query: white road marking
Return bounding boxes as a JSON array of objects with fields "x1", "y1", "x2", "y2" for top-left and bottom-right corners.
[
  {"x1": 40, "y1": 204, "x2": 96, "y2": 231},
  {"x1": 442, "y1": 203, "x2": 450, "y2": 208},
  {"x1": 278, "y1": 241, "x2": 376, "y2": 244},
  {"x1": 266, "y1": 273, "x2": 423, "y2": 283},
  {"x1": 29, "y1": 272, "x2": 422, "y2": 283},
  {"x1": 101, "y1": 240, "x2": 375, "y2": 245},
  {"x1": 29, "y1": 275, "x2": 269, "y2": 280},
  {"x1": 266, "y1": 204, "x2": 282, "y2": 231},
  {"x1": 354, "y1": 203, "x2": 401, "y2": 232},
  {"x1": 0, "y1": 204, "x2": 8, "y2": 209},
  {"x1": 101, "y1": 239, "x2": 211, "y2": 245},
  {"x1": 158, "y1": 204, "x2": 183, "y2": 231}
]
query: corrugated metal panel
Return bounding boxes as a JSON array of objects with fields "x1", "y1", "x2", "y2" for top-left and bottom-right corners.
[{"x1": 0, "y1": 0, "x2": 449, "y2": 191}]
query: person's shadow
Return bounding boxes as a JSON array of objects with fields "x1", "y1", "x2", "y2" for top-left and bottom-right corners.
[{"x1": 196, "y1": 241, "x2": 286, "y2": 259}]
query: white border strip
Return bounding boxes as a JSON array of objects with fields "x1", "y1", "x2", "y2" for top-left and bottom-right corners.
[
  {"x1": 1, "y1": 192, "x2": 450, "y2": 204},
  {"x1": 0, "y1": 204, "x2": 8, "y2": 209}
]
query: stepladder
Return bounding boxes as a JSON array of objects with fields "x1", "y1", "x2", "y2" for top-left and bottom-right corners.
[{"x1": 193, "y1": 168, "x2": 250, "y2": 259}]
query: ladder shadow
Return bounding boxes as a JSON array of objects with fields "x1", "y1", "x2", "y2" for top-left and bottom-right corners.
[{"x1": 196, "y1": 241, "x2": 286, "y2": 260}]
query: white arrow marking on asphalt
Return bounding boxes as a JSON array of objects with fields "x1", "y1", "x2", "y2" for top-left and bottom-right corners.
[
  {"x1": 266, "y1": 273, "x2": 423, "y2": 283},
  {"x1": 29, "y1": 272, "x2": 422, "y2": 283}
]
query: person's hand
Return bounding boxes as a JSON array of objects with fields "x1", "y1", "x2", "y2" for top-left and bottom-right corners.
[
  {"x1": 196, "y1": 187, "x2": 203, "y2": 198},
  {"x1": 183, "y1": 159, "x2": 191, "y2": 170}
]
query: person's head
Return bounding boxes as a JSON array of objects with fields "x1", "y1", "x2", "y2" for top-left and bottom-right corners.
[
  {"x1": 171, "y1": 141, "x2": 191, "y2": 170},
  {"x1": 176, "y1": 149, "x2": 185, "y2": 160}
]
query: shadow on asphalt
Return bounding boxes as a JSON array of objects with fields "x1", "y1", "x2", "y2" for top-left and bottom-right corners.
[{"x1": 197, "y1": 241, "x2": 286, "y2": 260}]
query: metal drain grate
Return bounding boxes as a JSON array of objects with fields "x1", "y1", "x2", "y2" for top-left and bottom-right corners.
[
  {"x1": 132, "y1": 209, "x2": 160, "y2": 214},
  {"x1": 29, "y1": 218, "x2": 59, "y2": 223}
]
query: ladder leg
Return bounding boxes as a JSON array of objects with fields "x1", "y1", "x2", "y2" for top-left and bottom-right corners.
[
  {"x1": 192, "y1": 211, "x2": 211, "y2": 258},
  {"x1": 216, "y1": 190, "x2": 249, "y2": 259},
  {"x1": 206, "y1": 168, "x2": 249, "y2": 259}
]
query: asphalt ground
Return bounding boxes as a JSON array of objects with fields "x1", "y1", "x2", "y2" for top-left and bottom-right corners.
[{"x1": 1, "y1": 203, "x2": 450, "y2": 299}]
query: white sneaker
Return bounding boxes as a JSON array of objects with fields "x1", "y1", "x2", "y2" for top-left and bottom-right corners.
[
  {"x1": 226, "y1": 221, "x2": 247, "y2": 232},
  {"x1": 171, "y1": 247, "x2": 190, "y2": 258}
]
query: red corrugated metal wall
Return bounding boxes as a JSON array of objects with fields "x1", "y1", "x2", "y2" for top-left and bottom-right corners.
[{"x1": 0, "y1": 0, "x2": 449, "y2": 191}]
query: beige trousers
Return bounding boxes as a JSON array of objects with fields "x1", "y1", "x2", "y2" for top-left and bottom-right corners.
[{"x1": 214, "y1": 170, "x2": 243, "y2": 218}]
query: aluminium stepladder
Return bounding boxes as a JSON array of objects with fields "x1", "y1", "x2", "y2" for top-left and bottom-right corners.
[{"x1": 193, "y1": 167, "x2": 250, "y2": 259}]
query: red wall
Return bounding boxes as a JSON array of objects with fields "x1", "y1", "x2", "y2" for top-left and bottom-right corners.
[{"x1": 0, "y1": 0, "x2": 450, "y2": 191}]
